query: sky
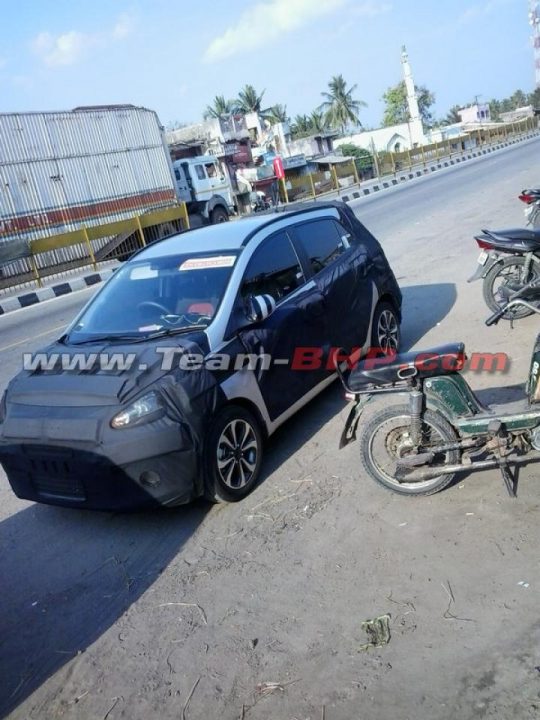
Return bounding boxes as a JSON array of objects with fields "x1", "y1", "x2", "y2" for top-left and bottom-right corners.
[{"x1": 0, "y1": 0, "x2": 534, "y2": 129}]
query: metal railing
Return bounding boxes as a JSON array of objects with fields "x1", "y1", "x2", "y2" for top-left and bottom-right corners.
[
  {"x1": 280, "y1": 116, "x2": 538, "y2": 201},
  {"x1": 0, "y1": 204, "x2": 190, "y2": 292}
]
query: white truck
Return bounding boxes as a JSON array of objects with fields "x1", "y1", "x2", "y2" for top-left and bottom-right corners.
[
  {"x1": 0, "y1": 106, "x2": 237, "y2": 275},
  {"x1": 172, "y1": 156, "x2": 234, "y2": 226}
]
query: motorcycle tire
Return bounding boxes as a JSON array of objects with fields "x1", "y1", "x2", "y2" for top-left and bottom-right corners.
[
  {"x1": 482, "y1": 255, "x2": 540, "y2": 319},
  {"x1": 359, "y1": 405, "x2": 460, "y2": 496}
]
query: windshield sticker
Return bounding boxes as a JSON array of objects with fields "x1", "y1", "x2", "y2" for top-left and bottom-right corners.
[
  {"x1": 130, "y1": 265, "x2": 158, "y2": 280},
  {"x1": 179, "y1": 256, "x2": 236, "y2": 271},
  {"x1": 138, "y1": 324, "x2": 162, "y2": 332}
]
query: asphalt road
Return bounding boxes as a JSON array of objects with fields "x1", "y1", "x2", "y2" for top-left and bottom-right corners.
[{"x1": 1, "y1": 137, "x2": 540, "y2": 720}]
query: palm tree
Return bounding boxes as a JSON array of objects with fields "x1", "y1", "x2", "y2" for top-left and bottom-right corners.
[
  {"x1": 291, "y1": 114, "x2": 311, "y2": 138},
  {"x1": 236, "y1": 84, "x2": 266, "y2": 114},
  {"x1": 443, "y1": 105, "x2": 462, "y2": 125},
  {"x1": 266, "y1": 104, "x2": 289, "y2": 126},
  {"x1": 203, "y1": 95, "x2": 237, "y2": 120},
  {"x1": 309, "y1": 110, "x2": 328, "y2": 134},
  {"x1": 319, "y1": 75, "x2": 366, "y2": 135}
]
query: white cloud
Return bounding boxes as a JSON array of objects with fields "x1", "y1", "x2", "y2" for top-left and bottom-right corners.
[
  {"x1": 112, "y1": 12, "x2": 135, "y2": 40},
  {"x1": 32, "y1": 30, "x2": 90, "y2": 67},
  {"x1": 350, "y1": 1, "x2": 392, "y2": 18},
  {"x1": 32, "y1": 13, "x2": 135, "y2": 67},
  {"x1": 459, "y1": 0, "x2": 511, "y2": 24},
  {"x1": 204, "y1": 0, "x2": 347, "y2": 63},
  {"x1": 331, "y1": 2, "x2": 392, "y2": 37}
]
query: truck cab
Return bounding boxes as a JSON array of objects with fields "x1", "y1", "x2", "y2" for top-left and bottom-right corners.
[{"x1": 172, "y1": 157, "x2": 234, "y2": 225}]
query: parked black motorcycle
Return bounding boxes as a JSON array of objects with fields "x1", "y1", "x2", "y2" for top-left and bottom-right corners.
[
  {"x1": 468, "y1": 226, "x2": 540, "y2": 318},
  {"x1": 338, "y1": 279, "x2": 540, "y2": 497},
  {"x1": 519, "y1": 187, "x2": 540, "y2": 228}
]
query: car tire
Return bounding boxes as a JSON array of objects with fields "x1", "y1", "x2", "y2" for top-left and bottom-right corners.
[
  {"x1": 370, "y1": 301, "x2": 401, "y2": 355},
  {"x1": 203, "y1": 405, "x2": 263, "y2": 503},
  {"x1": 210, "y1": 207, "x2": 229, "y2": 224}
]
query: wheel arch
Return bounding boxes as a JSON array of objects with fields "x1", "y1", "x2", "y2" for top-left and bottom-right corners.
[
  {"x1": 377, "y1": 292, "x2": 402, "y2": 322},
  {"x1": 216, "y1": 397, "x2": 269, "y2": 440}
]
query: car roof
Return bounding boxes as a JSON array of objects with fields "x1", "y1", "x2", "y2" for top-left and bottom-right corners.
[{"x1": 136, "y1": 201, "x2": 347, "y2": 260}]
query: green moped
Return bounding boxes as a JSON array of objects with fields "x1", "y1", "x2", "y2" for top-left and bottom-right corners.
[{"x1": 338, "y1": 282, "x2": 540, "y2": 497}]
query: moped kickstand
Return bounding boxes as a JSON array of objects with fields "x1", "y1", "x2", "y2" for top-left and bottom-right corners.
[{"x1": 489, "y1": 420, "x2": 518, "y2": 498}]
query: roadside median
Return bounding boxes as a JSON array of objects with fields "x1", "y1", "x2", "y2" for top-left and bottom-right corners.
[{"x1": 0, "y1": 265, "x2": 117, "y2": 316}]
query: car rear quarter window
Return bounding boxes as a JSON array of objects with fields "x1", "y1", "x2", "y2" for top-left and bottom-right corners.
[
  {"x1": 240, "y1": 231, "x2": 305, "y2": 302},
  {"x1": 293, "y1": 218, "x2": 347, "y2": 275}
]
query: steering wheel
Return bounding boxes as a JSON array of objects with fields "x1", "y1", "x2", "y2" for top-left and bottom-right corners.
[{"x1": 137, "y1": 300, "x2": 170, "y2": 315}]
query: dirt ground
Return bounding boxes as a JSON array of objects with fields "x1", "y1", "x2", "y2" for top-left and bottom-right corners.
[{"x1": 2, "y1": 140, "x2": 540, "y2": 719}]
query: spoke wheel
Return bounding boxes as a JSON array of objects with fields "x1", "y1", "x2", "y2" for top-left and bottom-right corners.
[
  {"x1": 483, "y1": 256, "x2": 540, "y2": 319},
  {"x1": 359, "y1": 405, "x2": 459, "y2": 496},
  {"x1": 204, "y1": 406, "x2": 263, "y2": 503}
]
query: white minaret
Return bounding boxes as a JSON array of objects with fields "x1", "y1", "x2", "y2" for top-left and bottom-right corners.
[
  {"x1": 529, "y1": 1, "x2": 540, "y2": 88},
  {"x1": 401, "y1": 45, "x2": 425, "y2": 146}
]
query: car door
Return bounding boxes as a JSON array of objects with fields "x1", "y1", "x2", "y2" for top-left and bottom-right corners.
[
  {"x1": 231, "y1": 230, "x2": 331, "y2": 422},
  {"x1": 291, "y1": 216, "x2": 371, "y2": 354},
  {"x1": 185, "y1": 161, "x2": 213, "y2": 203}
]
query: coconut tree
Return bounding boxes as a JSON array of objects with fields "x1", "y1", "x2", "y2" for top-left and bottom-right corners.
[
  {"x1": 291, "y1": 114, "x2": 311, "y2": 138},
  {"x1": 309, "y1": 110, "x2": 328, "y2": 134},
  {"x1": 266, "y1": 104, "x2": 289, "y2": 126},
  {"x1": 203, "y1": 95, "x2": 237, "y2": 120},
  {"x1": 443, "y1": 105, "x2": 462, "y2": 125},
  {"x1": 236, "y1": 84, "x2": 266, "y2": 114},
  {"x1": 319, "y1": 75, "x2": 366, "y2": 134}
]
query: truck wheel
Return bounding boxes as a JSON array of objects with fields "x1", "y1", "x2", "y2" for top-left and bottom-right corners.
[
  {"x1": 204, "y1": 405, "x2": 263, "y2": 503},
  {"x1": 210, "y1": 207, "x2": 229, "y2": 224}
]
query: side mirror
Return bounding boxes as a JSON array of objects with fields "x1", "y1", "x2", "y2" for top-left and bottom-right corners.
[{"x1": 246, "y1": 294, "x2": 276, "y2": 323}]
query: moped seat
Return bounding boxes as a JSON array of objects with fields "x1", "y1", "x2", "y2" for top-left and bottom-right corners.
[{"x1": 348, "y1": 343, "x2": 465, "y2": 391}]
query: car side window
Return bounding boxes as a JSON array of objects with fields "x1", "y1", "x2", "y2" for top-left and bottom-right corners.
[
  {"x1": 240, "y1": 232, "x2": 305, "y2": 303},
  {"x1": 294, "y1": 218, "x2": 347, "y2": 275},
  {"x1": 195, "y1": 165, "x2": 206, "y2": 180}
]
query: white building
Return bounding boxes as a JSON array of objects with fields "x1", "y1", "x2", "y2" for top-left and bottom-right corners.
[
  {"x1": 335, "y1": 123, "x2": 412, "y2": 154},
  {"x1": 334, "y1": 45, "x2": 426, "y2": 155},
  {"x1": 458, "y1": 103, "x2": 491, "y2": 124}
]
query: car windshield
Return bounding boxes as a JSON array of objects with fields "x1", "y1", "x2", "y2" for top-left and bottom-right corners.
[{"x1": 66, "y1": 252, "x2": 238, "y2": 344}]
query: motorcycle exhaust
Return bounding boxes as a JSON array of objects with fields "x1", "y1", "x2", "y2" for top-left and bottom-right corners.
[{"x1": 395, "y1": 453, "x2": 540, "y2": 482}]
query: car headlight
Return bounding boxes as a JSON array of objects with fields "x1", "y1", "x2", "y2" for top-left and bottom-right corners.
[{"x1": 111, "y1": 391, "x2": 165, "y2": 429}]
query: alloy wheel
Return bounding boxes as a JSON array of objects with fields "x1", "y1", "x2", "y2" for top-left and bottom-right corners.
[
  {"x1": 216, "y1": 419, "x2": 259, "y2": 489},
  {"x1": 377, "y1": 309, "x2": 399, "y2": 354}
]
